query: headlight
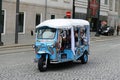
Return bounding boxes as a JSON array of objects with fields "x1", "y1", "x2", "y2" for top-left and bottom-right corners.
[{"x1": 47, "y1": 46, "x2": 54, "y2": 54}]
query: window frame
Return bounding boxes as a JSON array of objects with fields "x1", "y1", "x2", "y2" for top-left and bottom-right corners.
[
  {"x1": 1, "y1": 9, "x2": 6, "y2": 35},
  {"x1": 35, "y1": 13, "x2": 42, "y2": 26},
  {"x1": 18, "y1": 12, "x2": 25, "y2": 34}
]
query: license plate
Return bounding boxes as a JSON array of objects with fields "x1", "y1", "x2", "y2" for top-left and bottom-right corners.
[{"x1": 38, "y1": 51, "x2": 46, "y2": 54}]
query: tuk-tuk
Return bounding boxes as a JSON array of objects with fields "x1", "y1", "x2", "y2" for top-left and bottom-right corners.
[{"x1": 33, "y1": 19, "x2": 90, "y2": 71}]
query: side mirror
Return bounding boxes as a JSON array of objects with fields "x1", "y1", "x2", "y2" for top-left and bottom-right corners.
[{"x1": 32, "y1": 44, "x2": 36, "y2": 49}]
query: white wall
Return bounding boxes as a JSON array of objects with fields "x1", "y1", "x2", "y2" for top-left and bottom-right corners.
[{"x1": 5, "y1": 0, "x2": 72, "y2": 9}]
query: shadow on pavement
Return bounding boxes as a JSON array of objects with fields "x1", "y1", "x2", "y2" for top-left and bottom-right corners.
[{"x1": 47, "y1": 61, "x2": 82, "y2": 71}]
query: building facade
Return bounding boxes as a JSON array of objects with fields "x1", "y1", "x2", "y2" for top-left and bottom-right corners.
[
  {"x1": 108, "y1": 0, "x2": 119, "y2": 28},
  {"x1": 1, "y1": 0, "x2": 119, "y2": 45},
  {"x1": 75, "y1": 0, "x2": 109, "y2": 31},
  {"x1": 2, "y1": 0, "x2": 72, "y2": 45}
]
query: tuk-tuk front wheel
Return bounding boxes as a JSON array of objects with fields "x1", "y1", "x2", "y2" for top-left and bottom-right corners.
[
  {"x1": 38, "y1": 56, "x2": 48, "y2": 72},
  {"x1": 81, "y1": 52, "x2": 88, "y2": 64}
]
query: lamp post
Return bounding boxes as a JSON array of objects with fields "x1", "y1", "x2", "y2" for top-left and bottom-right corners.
[
  {"x1": 118, "y1": 0, "x2": 120, "y2": 24},
  {"x1": 0, "y1": 0, "x2": 3, "y2": 46},
  {"x1": 72, "y1": 0, "x2": 75, "y2": 19},
  {"x1": 45, "y1": 0, "x2": 47, "y2": 20},
  {"x1": 15, "y1": 0, "x2": 20, "y2": 44},
  {"x1": 95, "y1": 0, "x2": 101, "y2": 36}
]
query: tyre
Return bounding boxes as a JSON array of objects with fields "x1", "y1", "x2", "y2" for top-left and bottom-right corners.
[
  {"x1": 81, "y1": 52, "x2": 88, "y2": 64},
  {"x1": 38, "y1": 56, "x2": 47, "y2": 72},
  {"x1": 107, "y1": 32, "x2": 110, "y2": 36}
]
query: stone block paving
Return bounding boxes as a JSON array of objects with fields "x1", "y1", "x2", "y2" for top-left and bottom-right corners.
[
  {"x1": 0, "y1": 45, "x2": 120, "y2": 80},
  {"x1": 0, "y1": 32, "x2": 120, "y2": 80}
]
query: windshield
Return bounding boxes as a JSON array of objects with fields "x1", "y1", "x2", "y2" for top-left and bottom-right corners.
[{"x1": 37, "y1": 27, "x2": 56, "y2": 39}]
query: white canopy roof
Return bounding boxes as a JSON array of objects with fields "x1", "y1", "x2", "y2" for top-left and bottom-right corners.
[{"x1": 36, "y1": 19, "x2": 90, "y2": 29}]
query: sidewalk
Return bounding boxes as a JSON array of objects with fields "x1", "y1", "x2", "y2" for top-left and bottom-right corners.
[
  {"x1": 0, "y1": 32, "x2": 115, "y2": 49},
  {"x1": 0, "y1": 33, "x2": 35, "y2": 49}
]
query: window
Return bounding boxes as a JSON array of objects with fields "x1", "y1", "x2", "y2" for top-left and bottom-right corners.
[
  {"x1": 80, "y1": 27, "x2": 87, "y2": 45},
  {"x1": 51, "y1": 15, "x2": 55, "y2": 19},
  {"x1": 1, "y1": 10, "x2": 4, "y2": 33},
  {"x1": 60, "y1": 29, "x2": 71, "y2": 49},
  {"x1": 74, "y1": 27, "x2": 79, "y2": 47},
  {"x1": 105, "y1": 0, "x2": 108, "y2": 5},
  {"x1": 36, "y1": 14, "x2": 41, "y2": 26},
  {"x1": 115, "y1": 0, "x2": 119, "y2": 12},
  {"x1": 109, "y1": 0, "x2": 113, "y2": 11},
  {"x1": 75, "y1": 13, "x2": 86, "y2": 19},
  {"x1": 37, "y1": 27, "x2": 56, "y2": 39},
  {"x1": 18, "y1": 12, "x2": 24, "y2": 33},
  {"x1": 0, "y1": 10, "x2": 5, "y2": 33}
]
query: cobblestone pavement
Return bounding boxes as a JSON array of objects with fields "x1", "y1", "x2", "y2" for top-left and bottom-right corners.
[{"x1": 0, "y1": 37, "x2": 120, "y2": 80}]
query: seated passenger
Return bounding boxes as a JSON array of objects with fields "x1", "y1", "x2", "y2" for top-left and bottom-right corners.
[
  {"x1": 75, "y1": 31, "x2": 79, "y2": 47},
  {"x1": 80, "y1": 29, "x2": 87, "y2": 45}
]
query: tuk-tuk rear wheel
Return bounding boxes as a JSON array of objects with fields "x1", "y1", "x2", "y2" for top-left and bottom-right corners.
[
  {"x1": 81, "y1": 52, "x2": 88, "y2": 64},
  {"x1": 38, "y1": 56, "x2": 47, "y2": 72}
]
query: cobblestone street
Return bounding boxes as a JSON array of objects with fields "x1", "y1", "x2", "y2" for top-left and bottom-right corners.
[
  {"x1": 0, "y1": 37, "x2": 120, "y2": 80},
  {"x1": 0, "y1": 0, "x2": 120, "y2": 79}
]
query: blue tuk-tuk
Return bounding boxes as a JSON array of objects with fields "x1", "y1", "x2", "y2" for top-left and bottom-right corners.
[{"x1": 33, "y1": 19, "x2": 90, "y2": 71}]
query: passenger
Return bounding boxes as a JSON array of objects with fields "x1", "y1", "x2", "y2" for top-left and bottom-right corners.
[
  {"x1": 66, "y1": 31, "x2": 71, "y2": 48},
  {"x1": 75, "y1": 30, "x2": 79, "y2": 47},
  {"x1": 58, "y1": 33, "x2": 62, "y2": 49},
  {"x1": 60, "y1": 30, "x2": 67, "y2": 50},
  {"x1": 80, "y1": 29, "x2": 86, "y2": 45}
]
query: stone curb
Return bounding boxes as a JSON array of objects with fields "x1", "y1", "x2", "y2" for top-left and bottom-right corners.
[{"x1": 0, "y1": 44, "x2": 33, "y2": 49}]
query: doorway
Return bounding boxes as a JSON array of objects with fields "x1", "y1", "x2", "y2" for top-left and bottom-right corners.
[{"x1": 91, "y1": 18, "x2": 98, "y2": 31}]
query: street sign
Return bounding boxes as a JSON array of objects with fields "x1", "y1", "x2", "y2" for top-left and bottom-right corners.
[{"x1": 66, "y1": 11, "x2": 71, "y2": 18}]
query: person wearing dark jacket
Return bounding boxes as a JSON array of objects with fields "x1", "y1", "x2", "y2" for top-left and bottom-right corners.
[{"x1": 117, "y1": 25, "x2": 120, "y2": 35}]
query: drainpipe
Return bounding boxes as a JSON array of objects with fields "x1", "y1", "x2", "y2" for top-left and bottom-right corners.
[{"x1": 15, "y1": 0, "x2": 20, "y2": 44}]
